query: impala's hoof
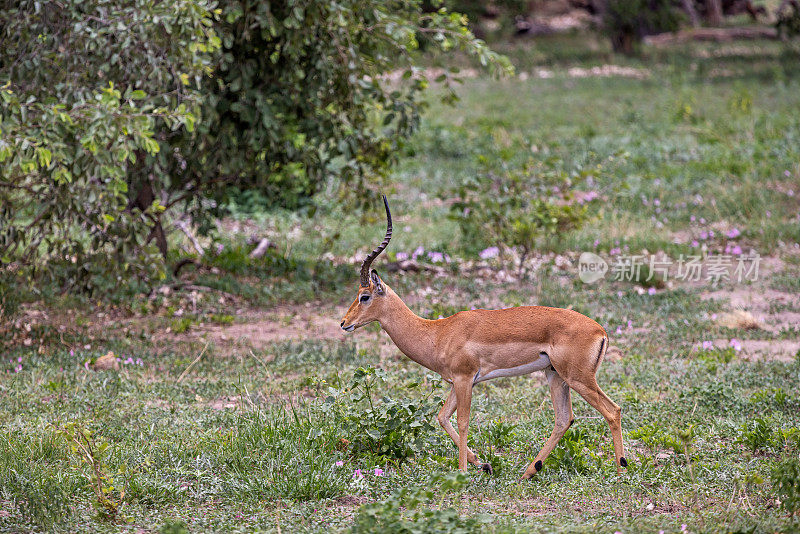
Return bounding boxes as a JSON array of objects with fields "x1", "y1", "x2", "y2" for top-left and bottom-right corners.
[
  {"x1": 481, "y1": 463, "x2": 493, "y2": 474},
  {"x1": 534, "y1": 460, "x2": 543, "y2": 472},
  {"x1": 619, "y1": 457, "x2": 628, "y2": 468}
]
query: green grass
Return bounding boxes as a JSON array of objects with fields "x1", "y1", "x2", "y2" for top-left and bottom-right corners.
[
  {"x1": 3, "y1": 34, "x2": 800, "y2": 532},
  {"x1": 2, "y1": 319, "x2": 800, "y2": 531}
]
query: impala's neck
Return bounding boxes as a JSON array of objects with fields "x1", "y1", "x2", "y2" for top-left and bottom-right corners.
[{"x1": 377, "y1": 287, "x2": 441, "y2": 374}]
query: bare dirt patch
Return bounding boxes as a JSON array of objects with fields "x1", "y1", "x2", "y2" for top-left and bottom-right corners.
[
  {"x1": 717, "y1": 339, "x2": 800, "y2": 361},
  {"x1": 703, "y1": 286, "x2": 799, "y2": 333},
  {"x1": 186, "y1": 303, "x2": 349, "y2": 351}
]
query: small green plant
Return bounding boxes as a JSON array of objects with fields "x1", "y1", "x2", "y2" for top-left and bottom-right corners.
[
  {"x1": 777, "y1": 428, "x2": 800, "y2": 451},
  {"x1": 485, "y1": 419, "x2": 517, "y2": 449},
  {"x1": 323, "y1": 367, "x2": 442, "y2": 461},
  {"x1": 351, "y1": 472, "x2": 492, "y2": 533},
  {"x1": 697, "y1": 347, "x2": 736, "y2": 365},
  {"x1": 546, "y1": 428, "x2": 598, "y2": 474},
  {"x1": 629, "y1": 423, "x2": 684, "y2": 455},
  {"x1": 772, "y1": 457, "x2": 800, "y2": 518},
  {"x1": 749, "y1": 388, "x2": 789, "y2": 409},
  {"x1": 738, "y1": 418, "x2": 774, "y2": 453},
  {"x1": 208, "y1": 313, "x2": 235, "y2": 325},
  {"x1": 170, "y1": 317, "x2": 194, "y2": 334},
  {"x1": 61, "y1": 422, "x2": 126, "y2": 521},
  {"x1": 159, "y1": 519, "x2": 190, "y2": 534}
]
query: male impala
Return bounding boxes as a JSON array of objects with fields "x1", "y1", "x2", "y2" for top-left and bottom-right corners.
[{"x1": 340, "y1": 196, "x2": 626, "y2": 478}]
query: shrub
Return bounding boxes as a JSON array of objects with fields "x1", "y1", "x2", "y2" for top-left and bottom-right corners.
[
  {"x1": 601, "y1": 0, "x2": 683, "y2": 55},
  {"x1": 0, "y1": 0, "x2": 511, "y2": 291},
  {"x1": 449, "y1": 155, "x2": 597, "y2": 273},
  {"x1": 0, "y1": 0, "x2": 217, "y2": 291},
  {"x1": 323, "y1": 367, "x2": 442, "y2": 462}
]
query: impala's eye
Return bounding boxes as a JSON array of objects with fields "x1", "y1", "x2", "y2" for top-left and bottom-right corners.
[{"x1": 360, "y1": 294, "x2": 370, "y2": 303}]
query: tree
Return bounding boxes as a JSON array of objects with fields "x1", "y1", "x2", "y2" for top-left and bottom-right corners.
[
  {"x1": 0, "y1": 0, "x2": 511, "y2": 293},
  {"x1": 0, "y1": 0, "x2": 218, "y2": 292},
  {"x1": 177, "y1": 1, "x2": 512, "y2": 217}
]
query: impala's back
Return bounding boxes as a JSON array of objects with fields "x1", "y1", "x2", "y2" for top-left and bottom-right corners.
[{"x1": 435, "y1": 306, "x2": 607, "y2": 384}]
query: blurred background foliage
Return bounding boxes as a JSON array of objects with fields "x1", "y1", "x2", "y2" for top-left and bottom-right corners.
[
  {"x1": 0, "y1": 0, "x2": 510, "y2": 294},
  {"x1": 1, "y1": 0, "x2": 799, "y2": 299}
]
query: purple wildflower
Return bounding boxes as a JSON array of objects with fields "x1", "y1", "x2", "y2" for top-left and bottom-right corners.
[
  {"x1": 335, "y1": 460, "x2": 344, "y2": 467},
  {"x1": 374, "y1": 468, "x2": 384, "y2": 476},
  {"x1": 427, "y1": 251, "x2": 444, "y2": 263},
  {"x1": 580, "y1": 191, "x2": 599, "y2": 204},
  {"x1": 395, "y1": 252, "x2": 409, "y2": 261},
  {"x1": 726, "y1": 228, "x2": 741, "y2": 239},
  {"x1": 479, "y1": 246, "x2": 499, "y2": 259},
  {"x1": 647, "y1": 287, "x2": 656, "y2": 295},
  {"x1": 729, "y1": 339, "x2": 742, "y2": 352}
]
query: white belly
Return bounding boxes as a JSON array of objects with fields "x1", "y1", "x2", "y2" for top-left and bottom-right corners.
[{"x1": 473, "y1": 353, "x2": 551, "y2": 383}]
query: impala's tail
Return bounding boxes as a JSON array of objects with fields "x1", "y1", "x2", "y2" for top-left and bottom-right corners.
[{"x1": 595, "y1": 335, "x2": 609, "y2": 370}]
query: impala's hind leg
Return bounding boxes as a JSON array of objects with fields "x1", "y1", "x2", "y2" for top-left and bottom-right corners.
[
  {"x1": 568, "y1": 377, "x2": 626, "y2": 473},
  {"x1": 522, "y1": 367, "x2": 573, "y2": 479}
]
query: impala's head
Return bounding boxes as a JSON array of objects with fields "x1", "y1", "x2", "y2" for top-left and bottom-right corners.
[{"x1": 341, "y1": 196, "x2": 392, "y2": 333}]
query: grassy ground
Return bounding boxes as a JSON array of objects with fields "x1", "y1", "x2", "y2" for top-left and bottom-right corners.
[{"x1": 2, "y1": 34, "x2": 800, "y2": 533}]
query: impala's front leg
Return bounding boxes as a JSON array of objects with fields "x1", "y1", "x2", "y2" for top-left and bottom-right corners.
[
  {"x1": 453, "y1": 376, "x2": 476, "y2": 473},
  {"x1": 437, "y1": 386, "x2": 491, "y2": 472}
]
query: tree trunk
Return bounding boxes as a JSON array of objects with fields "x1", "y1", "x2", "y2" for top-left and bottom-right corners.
[
  {"x1": 682, "y1": 0, "x2": 701, "y2": 27},
  {"x1": 611, "y1": 30, "x2": 636, "y2": 55},
  {"x1": 127, "y1": 174, "x2": 168, "y2": 258},
  {"x1": 706, "y1": 0, "x2": 724, "y2": 25}
]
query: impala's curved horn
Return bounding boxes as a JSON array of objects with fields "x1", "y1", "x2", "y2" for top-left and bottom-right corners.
[{"x1": 360, "y1": 195, "x2": 392, "y2": 287}]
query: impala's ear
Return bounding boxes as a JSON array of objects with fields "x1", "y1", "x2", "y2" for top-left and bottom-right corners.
[{"x1": 370, "y1": 269, "x2": 385, "y2": 295}]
